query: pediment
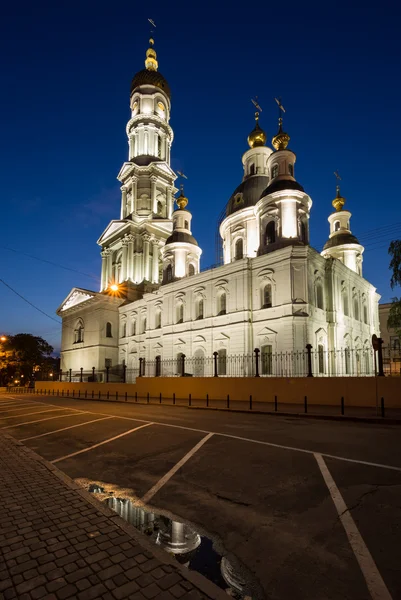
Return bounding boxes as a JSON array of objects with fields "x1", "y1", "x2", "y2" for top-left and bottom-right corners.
[
  {"x1": 174, "y1": 338, "x2": 186, "y2": 345},
  {"x1": 57, "y1": 288, "x2": 97, "y2": 314},
  {"x1": 193, "y1": 335, "x2": 206, "y2": 343},
  {"x1": 256, "y1": 326, "x2": 278, "y2": 336},
  {"x1": 214, "y1": 332, "x2": 230, "y2": 341},
  {"x1": 97, "y1": 220, "x2": 129, "y2": 245}
]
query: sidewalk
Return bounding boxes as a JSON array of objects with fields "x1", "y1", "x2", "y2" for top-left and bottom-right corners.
[{"x1": 0, "y1": 434, "x2": 224, "y2": 600}]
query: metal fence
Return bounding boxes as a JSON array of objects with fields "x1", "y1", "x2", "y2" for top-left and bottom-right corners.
[{"x1": 52, "y1": 346, "x2": 401, "y2": 382}]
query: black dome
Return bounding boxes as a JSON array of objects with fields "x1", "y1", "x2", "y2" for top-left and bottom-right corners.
[
  {"x1": 165, "y1": 231, "x2": 198, "y2": 246},
  {"x1": 130, "y1": 69, "x2": 171, "y2": 99},
  {"x1": 323, "y1": 232, "x2": 360, "y2": 250},
  {"x1": 226, "y1": 176, "x2": 270, "y2": 217},
  {"x1": 261, "y1": 178, "x2": 305, "y2": 198}
]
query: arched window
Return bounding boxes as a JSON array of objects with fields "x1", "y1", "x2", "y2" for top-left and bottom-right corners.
[
  {"x1": 132, "y1": 319, "x2": 137, "y2": 336},
  {"x1": 318, "y1": 344, "x2": 324, "y2": 374},
  {"x1": 250, "y1": 163, "x2": 255, "y2": 175},
  {"x1": 106, "y1": 322, "x2": 112, "y2": 338},
  {"x1": 271, "y1": 164, "x2": 279, "y2": 178},
  {"x1": 142, "y1": 317, "x2": 147, "y2": 333},
  {"x1": 188, "y1": 264, "x2": 195, "y2": 276},
  {"x1": 113, "y1": 252, "x2": 122, "y2": 283},
  {"x1": 354, "y1": 296, "x2": 359, "y2": 320},
  {"x1": 235, "y1": 238, "x2": 243, "y2": 260},
  {"x1": 334, "y1": 221, "x2": 340, "y2": 232},
  {"x1": 196, "y1": 298, "x2": 204, "y2": 320},
  {"x1": 363, "y1": 303, "x2": 368, "y2": 324},
  {"x1": 155, "y1": 309, "x2": 161, "y2": 329},
  {"x1": 288, "y1": 164, "x2": 294, "y2": 176},
  {"x1": 185, "y1": 220, "x2": 189, "y2": 230},
  {"x1": 157, "y1": 200, "x2": 163, "y2": 215},
  {"x1": 265, "y1": 221, "x2": 276, "y2": 245},
  {"x1": 316, "y1": 283, "x2": 324, "y2": 309},
  {"x1": 343, "y1": 292, "x2": 349, "y2": 316},
  {"x1": 176, "y1": 302, "x2": 184, "y2": 324},
  {"x1": 344, "y1": 347, "x2": 351, "y2": 375},
  {"x1": 166, "y1": 264, "x2": 173, "y2": 283},
  {"x1": 218, "y1": 292, "x2": 227, "y2": 315},
  {"x1": 121, "y1": 322, "x2": 126, "y2": 338},
  {"x1": 300, "y1": 219, "x2": 307, "y2": 243},
  {"x1": 262, "y1": 284, "x2": 272, "y2": 308},
  {"x1": 74, "y1": 320, "x2": 84, "y2": 343}
]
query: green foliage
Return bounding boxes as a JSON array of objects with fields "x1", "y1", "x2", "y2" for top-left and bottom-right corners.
[
  {"x1": 0, "y1": 334, "x2": 55, "y2": 385},
  {"x1": 387, "y1": 297, "x2": 401, "y2": 339},
  {"x1": 388, "y1": 240, "x2": 401, "y2": 289}
]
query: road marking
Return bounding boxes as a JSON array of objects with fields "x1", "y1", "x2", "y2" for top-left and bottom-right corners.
[
  {"x1": 141, "y1": 432, "x2": 214, "y2": 504},
  {"x1": 0, "y1": 404, "x2": 49, "y2": 414},
  {"x1": 21, "y1": 416, "x2": 114, "y2": 441},
  {"x1": 0, "y1": 408, "x2": 70, "y2": 420},
  {"x1": 0, "y1": 412, "x2": 87, "y2": 430},
  {"x1": 51, "y1": 422, "x2": 153, "y2": 464},
  {"x1": 7, "y1": 394, "x2": 401, "y2": 473},
  {"x1": 315, "y1": 453, "x2": 392, "y2": 600}
]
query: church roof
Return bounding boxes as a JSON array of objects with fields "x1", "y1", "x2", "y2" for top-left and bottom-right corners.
[
  {"x1": 165, "y1": 231, "x2": 198, "y2": 246},
  {"x1": 226, "y1": 176, "x2": 270, "y2": 217},
  {"x1": 261, "y1": 178, "x2": 304, "y2": 197},
  {"x1": 323, "y1": 232, "x2": 360, "y2": 250},
  {"x1": 130, "y1": 69, "x2": 171, "y2": 99}
]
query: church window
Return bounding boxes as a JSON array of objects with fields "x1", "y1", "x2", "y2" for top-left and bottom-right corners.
[
  {"x1": 250, "y1": 163, "x2": 255, "y2": 176},
  {"x1": 271, "y1": 164, "x2": 279, "y2": 178},
  {"x1": 106, "y1": 322, "x2": 112, "y2": 338},
  {"x1": 363, "y1": 303, "x2": 368, "y2": 324},
  {"x1": 155, "y1": 309, "x2": 161, "y2": 329},
  {"x1": 354, "y1": 296, "x2": 359, "y2": 320},
  {"x1": 288, "y1": 164, "x2": 294, "y2": 176},
  {"x1": 318, "y1": 344, "x2": 325, "y2": 374},
  {"x1": 345, "y1": 348, "x2": 351, "y2": 375},
  {"x1": 343, "y1": 292, "x2": 349, "y2": 316},
  {"x1": 176, "y1": 302, "x2": 184, "y2": 324},
  {"x1": 265, "y1": 221, "x2": 276, "y2": 245},
  {"x1": 316, "y1": 283, "x2": 324, "y2": 309},
  {"x1": 218, "y1": 349, "x2": 227, "y2": 375},
  {"x1": 188, "y1": 263, "x2": 195, "y2": 276},
  {"x1": 218, "y1": 292, "x2": 227, "y2": 315},
  {"x1": 157, "y1": 200, "x2": 163, "y2": 215},
  {"x1": 142, "y1": 317, "x2": 147, "y2": 333},
  {"x1": 261, "y1": 345, "x2": 273, "y2": 375},
  {"x1": 196, "y1": 298, "x2": 204, "y2": 319},
  {"x1": 74, "y1": 320, "x2": 84, "y2": 343},
  {"x1": 235, "y1": 238, "x2": 243, "y2": 260},
  {"x1": 334, "y1": 220, "x2": 340, "y2": 232},
  {"x1": 262, "y1": 284, "x2": 272, "y2": 308},
  {"x1": 166, "y1": 264, "x2": 173, "y2": 282},
  {"x1": 132, "y1": 319, "x2": 137, "y2": 336},
  {"x1": 121, "y1": 322, "x2": 126, "y2": 338}
]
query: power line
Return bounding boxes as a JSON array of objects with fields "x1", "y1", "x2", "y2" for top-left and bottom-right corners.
[{"x1": 0, "y1": 278, "x2": 62, "y2": 325}]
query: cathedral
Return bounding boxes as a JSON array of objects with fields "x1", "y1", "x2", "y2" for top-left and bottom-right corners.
[{"x1": 57, "y1": 37, "x2": 380, "y2": 379}]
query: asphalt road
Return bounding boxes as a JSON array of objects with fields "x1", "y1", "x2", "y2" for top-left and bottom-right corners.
[{"x1": 1, "y1": 392, "x2": 401, "y2": 600}]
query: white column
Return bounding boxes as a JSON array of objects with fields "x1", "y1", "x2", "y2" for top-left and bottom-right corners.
[
  {"x1": 107, "y1": 249, "x2": 113, "y2": 285},
  {"x1": 129, "y1": 137, "x2": 134, "y2": 159},
  {"x1": 100, "y1": 250, "x2": 108, "y2": 291},
  {"x1": 121, "y1": 188, "x2": 127, "y2": 219},
  {"x1": 121, "y1": 238, "x2": 128, "y2": 281},
  {"x1": 143, "y1": 234, "x2": 150, "y2": 280},
  {"x1": 167, "y1": 187, "x2": 173, "y2": 219},
  {"x1": 126, "y1": 235, "x2": 134, "y2": 281},
  {"x1": 151, "y1": 177, "x2": 157, "y2": 213},
  {"x1": 131, "y1": 178, "x2": 137, "y2": 214},
  {"x1": 152, "y1": 239, "x2": 160, "y2": 283}
]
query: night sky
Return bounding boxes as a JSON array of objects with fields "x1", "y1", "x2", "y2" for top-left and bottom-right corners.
[{"x1": 1, "y1": 1, "x2": 400, "y2": 353}]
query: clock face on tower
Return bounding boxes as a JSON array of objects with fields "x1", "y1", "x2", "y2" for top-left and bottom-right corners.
[{"x1": 158, "y1": 101, "x2": 165, "y2": 111}]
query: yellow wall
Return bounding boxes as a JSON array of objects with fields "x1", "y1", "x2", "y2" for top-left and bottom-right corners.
[{"x1": 25, "y1": 376, "x2": 401, "y2": 408}]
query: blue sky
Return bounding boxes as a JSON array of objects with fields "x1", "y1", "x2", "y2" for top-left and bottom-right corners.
[{"x1": 1, "y1": 0, "x2": 400, "y2": 353}]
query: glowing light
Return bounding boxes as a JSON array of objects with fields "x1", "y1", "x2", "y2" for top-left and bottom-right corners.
[
  {"x1": 110, "y1": 284, "x2": 119, "y2": 292},
  {"x1": 0, "y1": 336, "x2": 6, "y2": 342}
]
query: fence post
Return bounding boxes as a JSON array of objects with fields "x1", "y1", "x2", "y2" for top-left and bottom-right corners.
[
  {"x1": 381, "y1": 397, "x2": 385, "y2": 417},
  {"x1": 274, "y1": 395, "x2": 278, "y2": 412},
  {"x1": 91, "y1": 390, "x2": 94, "y2": 399},
  {"x1": 139, "y1": 358, "x2": 143, "y2": 377},
  {"x1": 78, "y1": 389, "x2": 80, "y2": 398},
  {"x1": 92, "y1": 367, "x2": 95, "y2": 382},
  {"x1": 80, "y1": 367, "x2": 83, "y2": 383},
  {"x1": 59, "y1": 369, "x2": 63, "y2": 382},
  {"x1": 85, "y1": 390, "x2": 87, "y2": 399},
  {"x1": 249, "y1": 394, "x2": 252, "y2": 410},
  {"x1": 116, "y1": 392, "x2": 118, "y2": 401},
  {"x1": 377, "y1": 338, "x2": 385, "y2": 377},
  {"x1": 106, "y1": 366, "x2": 109, "y2": 383},
  {"x1": 227, "y1": 394, "x2": 230, "y2": 409},
  {"x1": 98, "y1": 391, "x2": 101, "y2": 400},
  {"x1": 125, "y1": 391, "x2": 128, "y2": 402},
  {"x1": 69, "y1": 368, "x2": 72, "y2": 383},
  {"x1": 72, "y1": 389, "x2": 75, "y2": 398},
  {"x1": 206, "y1": 394, "x2": 209, "y2": 407},
  {"x1": 189, "y1": 393, "x2": 191, "y2": 406},
  {"x1": 304, "y1": 395, "x2": 307, "y2": 413},
  {"x1": 135, "y1": 391, "x2": 137, "y2": 402},
  {"x1": 213, "y1": 351, "x2": 218, "y2": 377},
  {"x1": 147, "y1": 392, "x2": 149, "y2": 404},
  {"x1": 159, "y1": 392, "x2": 162, "y2": 404},
  {"x1": 173, "y1": 393, "x2": 176, "y2": 405},
  {"x1": 181, "y1": 354, "x2": 186, "y2": 377},
  {"x1": 123, "y1": 364, "x2": 127, "y2": 384},
  {"x1": 341, "y1": 396, "x2": 344, "y2": 415},
  {"x1": 306, "y1": 344, "x2": 313, "y2": 377},
  {"x1": 107, "y1": 391, "x2": 109, "y2": 400},
  {"x1": 254, "y1": 348, "x2": 260, "y2": 378}
]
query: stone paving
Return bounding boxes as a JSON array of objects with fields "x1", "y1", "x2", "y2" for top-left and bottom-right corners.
[{"x1": 0, "y1": 433, "x2": 223, "y2": 600}]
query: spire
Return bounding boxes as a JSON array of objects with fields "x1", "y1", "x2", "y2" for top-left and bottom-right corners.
[
  {"x1": 145, "y1": 37, "x2": 158, "y2": 71},
  {"x1": 332, "y1": 171, "x2": 346, "y2": 211},
  {"x1": 272, "y1": 97, "x2": 290, "y2": 151},
  {"x1": 176, "y1": 184, "x2": 189, "y2": 210}
]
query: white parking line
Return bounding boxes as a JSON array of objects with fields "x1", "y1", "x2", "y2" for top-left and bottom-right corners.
[
  {"x1": 21, "y1": 416, "x2": 114, "y2": 441},
  {"x1": 51, "y1": 422, "x2": 153, "y2": 464},
  {"x1": 0, "y1": 412, "x2": 87, "y2": 430},
  {"x1": 315, "y1": 453, "x2": 392, "y2": 600},
  {"x1": 0, "y1": 408, "x2": 71, "y2": 420},
  {"x1": 141, "y1": 432, "x2": 214, "y2": 504},
  {"x1": 0, "y1": 404, "x2": 48, "y2": 414}
]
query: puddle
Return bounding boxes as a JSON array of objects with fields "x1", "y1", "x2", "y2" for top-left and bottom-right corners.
[{"x1": 87, "y1": 485, "x2": 254, "y2": 598}]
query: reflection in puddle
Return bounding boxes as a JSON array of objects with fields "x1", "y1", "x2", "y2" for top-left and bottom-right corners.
[{"x1": 91, "y1": 491, "x2": 252, "y2": 598}]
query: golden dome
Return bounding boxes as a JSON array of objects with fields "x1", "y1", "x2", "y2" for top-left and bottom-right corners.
[
  {"x1": 332, "y1": 186, "x2": 346, "y2": 211},
  {"x1": 247, "y1": 113, "x2": 266, "y2": 148},
  {"x1": 145, "y1": 38, "x2": 158, "y2": 71},
  {"x1": 176, "y1": 185, "x2": 188, "y2": 210},
  {"x1": 272, "y1": 119, "x2": 290, "y2": 151}
]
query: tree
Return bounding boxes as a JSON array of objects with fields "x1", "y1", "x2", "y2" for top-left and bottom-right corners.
[
  {"x1": 388, "y1": 241, "x2": 401, "y2": 340},
  {"x1": 0, "y1": 334, "x2": 54, "y2": 385}
]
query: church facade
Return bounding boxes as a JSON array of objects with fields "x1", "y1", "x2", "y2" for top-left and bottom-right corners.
[{"x1": 57, "y1": 38, "x2": 380, "y2": 379}]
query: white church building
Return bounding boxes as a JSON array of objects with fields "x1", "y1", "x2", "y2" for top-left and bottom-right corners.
[{"x1": 57, "y1": 37, "x2": 380, "y2": 379}]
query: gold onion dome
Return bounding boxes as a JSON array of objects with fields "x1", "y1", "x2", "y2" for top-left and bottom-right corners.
[
  {"x1": 145, "y1": 38, "x2": 158, "y2": 71},
  {"x1": 247, "y1": 113, "x2": 267, "y2": 148},
  {"x1": 176, "y1": 185, "x2": 188, "y2": 210},
  {"x1": 130, "y1": 38, "x2": 171, "y2": 98},
  {"x1": 332, "y1": 186, "x2": 346, "y2": 212},
  {"x1": 272, "y1": 119, "x2": 290, "y2": 151}
]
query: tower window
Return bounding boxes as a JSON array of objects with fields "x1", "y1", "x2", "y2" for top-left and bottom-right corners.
[
  {"x1": 188, "y1": 264, "x2": 195, "y2": 276},
  {"x1": 74, "y1": 320, "x2": 84, "y2": 343},
  {"x1": 132, "y1": 319, "x2": 136, "y2": 336},
  {"x1": 354, "y1": 297, "x2": 359, "y2": 320},
  {"x1": 265, "y1": 221, "x2": 276, "y2": 245},
  {"x1": 300, "y1": 219, "x2": 307, "y2": 243},
  {"x1": 250, "y1": 163, "x2": 255, "y2": 175},
  {"x1": 166, "y1": 264, "x2": 173, "y2": 282},
  {"x1": 176, "y1": 302, "x2": 184, "y2": 324},
  {"x1": 271, "y1": 164, "x2": 279, "y2": 178},
  {"x1": 155, "y1": 309, "x2": 161, "y2": 329},
  {"x1": 316, "y1": 283, "x2": 324, "y2": 309},
  {"x1": 235, "y1": 238, "x2": 243, "y2": 260},
  {"x1": 185, "y1": 220, "x2": 189, "y2": 229},
  {"x1": 334, "y1": 221, "x2": 340, "y2": 232},
  {"x1": 157, "y1": 135, "x2": 162, "y2": 158},
  {"x1": 106, "y1": 322, "x2": 112, "y2": 338},
  {"x1": 262, "y1": 284, "x2": 272, "y2": 308},
  {"x1": 218, "y1": 292, "x2": 227, "y2": 315},
  {"x1": 121, "y1": 322, "x2": 126, "y2": 338},
  {"x1": 363, "y1": 303, "x2": 368, "y2": 324},
  {"x1": 288, "y1": 164, "x2": 294, "y2": 176},
  {"x1": 196, "y1": 298, "x2": 204, "y2": 320}
]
